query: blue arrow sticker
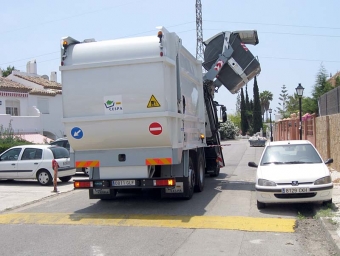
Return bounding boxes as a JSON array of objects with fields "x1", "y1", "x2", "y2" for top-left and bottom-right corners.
[{"x1": 71, "y1": 127, "x2": 83, "y2": 139}]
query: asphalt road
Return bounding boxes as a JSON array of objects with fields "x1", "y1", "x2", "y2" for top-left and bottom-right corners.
[{"x1": 0, "y1": 140, "x2": 322, "y2": 256}]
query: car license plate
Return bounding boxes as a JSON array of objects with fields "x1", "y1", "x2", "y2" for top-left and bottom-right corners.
[
  {"x1": 93, "y1": 189, "x2": 110, "y2": 195},
  {"x1": 282, "y1": 187, "x2": 310, "y2": 193},
  {"x1": 112, "y1": 180, "x2": 136, "y2": 186},
  {"x1": 165, "y1": 182, "x2": 183, "y2": 193}
]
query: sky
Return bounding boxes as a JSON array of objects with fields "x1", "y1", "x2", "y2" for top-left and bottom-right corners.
[{"x1": 1, "y1": 0, "x2": 340, "y2": 116}]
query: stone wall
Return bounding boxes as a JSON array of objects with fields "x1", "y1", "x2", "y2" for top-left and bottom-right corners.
[{"x1": 316, "y1": 114, "x2": 340, "y2": 171}]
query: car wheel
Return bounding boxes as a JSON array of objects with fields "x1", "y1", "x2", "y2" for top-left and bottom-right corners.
[
  {"x1": 257, "y1": 200, "x2": 266, "y2": 209},
  {"x1": 36, "y1": 170, "x2": 53, "y2": 186},
  {"x1": 184, "y1": 157, "x2": 195, "y2": 200},
  {"x1": 323, "y1": 199, "x2": 332, "y2": 206},
  {"x1": 59, "y1": 176, "x2": 72, "y2": 182}
]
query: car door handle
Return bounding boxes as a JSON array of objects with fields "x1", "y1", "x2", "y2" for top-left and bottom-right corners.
[
  {"x1": 11, "y1": 163, "x2": 15, "y2": 166},
  {"x1": 34, "y1": 163, "x2": 39, "y2": 165}
]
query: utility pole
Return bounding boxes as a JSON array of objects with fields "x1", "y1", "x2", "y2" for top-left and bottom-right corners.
[{"x1": 196, "y1": 0, "x2": 205, "y2": 67}]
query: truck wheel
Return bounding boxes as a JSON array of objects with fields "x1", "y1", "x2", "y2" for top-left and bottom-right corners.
[
  {"x1": 194, "y1": 153, "x2": 205, "y2": 192},
  {"x1": 59, "y1": 176, "x2": 72, "y2": 182},
  {"x1": 36, "y1": 170, "x2": 53, "y2": 186},
  {"x1": 184, "y1": 158, "x2": 195, "y2": 200},
  {"x1": 210, "y1": 164, "x2": 220, "y2": 177}
]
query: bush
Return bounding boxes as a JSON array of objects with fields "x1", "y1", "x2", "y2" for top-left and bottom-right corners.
[
  {"x1": 0, "y1": 122, "x2": 33, "y2": 154},
  {"x1": 219, "y1": 120, "x2": 240, "y2": 140}
]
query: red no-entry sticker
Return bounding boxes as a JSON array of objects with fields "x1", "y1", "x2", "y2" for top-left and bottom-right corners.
[{"x1": 149, "y1": 122, "x2": 162, "y2": 135}]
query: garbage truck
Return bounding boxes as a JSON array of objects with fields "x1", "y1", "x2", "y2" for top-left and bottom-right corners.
[{"x1": 59, "y1": 26, "x2": 260, "y2": 200}]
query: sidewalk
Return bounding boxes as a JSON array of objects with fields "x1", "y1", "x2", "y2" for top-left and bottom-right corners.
[
  {"x1": 0, "y1": 178, "x2": 76, "y2": 212},
  {"x1": 320, "y1": 168, "x2": 340, "y2": 253}
]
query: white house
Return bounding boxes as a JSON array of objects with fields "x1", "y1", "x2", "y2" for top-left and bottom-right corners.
[{"x1": 0, "y1": 61, "x2": 64, "y2": 142}]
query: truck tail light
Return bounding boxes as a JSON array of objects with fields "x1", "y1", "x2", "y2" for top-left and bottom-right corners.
[
  {"x1": 74, "y1": 181, "x2": 93, "y2": 188},
  {"x1": 154, "y1": 179, "x2": 175, "y2": 186}
]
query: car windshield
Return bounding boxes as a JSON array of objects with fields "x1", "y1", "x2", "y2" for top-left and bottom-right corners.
[
  {"x1": 50, "y1": 147, "x2": 70, "y2": 159},
  {"x1": 260, "y1": 144, "x2": 322, "y2": 165}
]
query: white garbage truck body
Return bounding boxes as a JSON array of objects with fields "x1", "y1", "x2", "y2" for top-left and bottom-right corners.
[{"x1": 60, "y1": 27, "x2": 260, "y2": 199}]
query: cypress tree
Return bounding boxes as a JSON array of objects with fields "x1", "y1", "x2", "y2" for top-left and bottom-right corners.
[
  {"x1": 240, "y1": 88, "x2": 248, "y2": 135},
  {"x1": 252, "y1": 76, "x2": 262, "y2": 134}
]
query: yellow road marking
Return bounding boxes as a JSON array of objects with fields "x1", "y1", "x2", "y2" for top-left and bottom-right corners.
[{"x1": 0, "y1": 213, "x2": 295, "y2": 233}]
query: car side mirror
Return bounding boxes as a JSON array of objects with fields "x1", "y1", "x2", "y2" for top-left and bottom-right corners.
[
  {"x1": 248, "y1": 161, "x2": 258, "y2": 168},
  {"x1": 325, "y1": 158, "x2": 333, "y2": 165}
]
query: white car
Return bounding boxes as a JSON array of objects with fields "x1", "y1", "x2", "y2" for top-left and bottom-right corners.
[
  {"x1": 0, "y1": 145, "x2": 76, "y2": 186},
  {"x1": 248, "y1": 140, "x2": 333, "y2": 209}
]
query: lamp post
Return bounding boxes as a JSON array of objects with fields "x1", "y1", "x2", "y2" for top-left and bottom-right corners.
[
  {"x1": 295, "y1": 83, "x2": 305, "y2": 140},
  {"x1": 269, "y1": 108, "x2": 273, "y2": 142}
]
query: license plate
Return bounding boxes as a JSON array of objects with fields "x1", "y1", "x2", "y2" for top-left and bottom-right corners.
[
  {"x1": 93, "y1": 189, "x2": 110, "y2": 194},
  {"x1": 282, "y1": 187, "x2": 310, "y2": 193},
  {"x1": 112, "y1": 180, "x2": 136, "y2": 186},
  {"x1": 165, "y1": 182, "x2": 183, "y2": 193},
  {"x1": 63, "y1": 161, "x2": 70, "y2": 166}
]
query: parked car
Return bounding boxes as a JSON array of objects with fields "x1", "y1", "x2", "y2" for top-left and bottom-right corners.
[
  {"x1": 0, "y1": 145, "x2": 76, "y2": 186},
  {"x1": 50, "y1": 138, "x2": 90, "y2": 176},
  {"x1": 248, "y1": 140, "x2": 333, "y2": 209}
]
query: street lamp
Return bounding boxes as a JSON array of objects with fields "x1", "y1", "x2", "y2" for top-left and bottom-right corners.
[
  {"x1": 269, "y1": 108, "x2": 273, "y2": 142},
  {"x1": 296, "y1": 83, "x2": 305, "y2": 140}
]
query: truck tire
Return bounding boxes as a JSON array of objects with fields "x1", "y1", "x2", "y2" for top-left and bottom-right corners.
[
  {"x1": 194, "y1": 153, "x2": 205, "y2": 192},
  {"x1": 210, "y1": 164, "x2": 220, "y2": 177},
  {"x1": 183, "y1": 157, "x2": 195, "y2": 200},
  {"x1": 59, "y1": 176, "x2": 72, "y2": 182}
]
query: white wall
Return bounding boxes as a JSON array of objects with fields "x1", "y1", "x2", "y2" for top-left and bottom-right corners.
[
  {"x1": 0, "y1": 113, "x2": 42, "y2": 134},
  {"x1": 1, "y1": 74, "x2": 65, "y2": 139}
]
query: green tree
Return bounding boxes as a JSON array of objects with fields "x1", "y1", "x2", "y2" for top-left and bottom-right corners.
[
  {"x1": 240, "y1": 88, "x2": 248, "y2": 135},
  {"x1": 219, "y1": 120, "x2": 239, "y2": 140},
  {"x1": 252, "y1": 76, "x2": 262, "y2": 133},
  {"x1": 260, "y1": 90, "x2": 273, "y2": 121},
  {"x1": 235, "y1": 91, "x2": 241, "y2": 114},
  {"x1": 228, "y1": 113, "x2": 241, "y2": 128},
  {"x1": 276, "y1": 84, "x2": 289, "y2": 117},
  {"x1": 336, "y1": 76, "x2": 340, "y2": 87},
  {"x1": 310, "y1": 64, "x2": 333, "y2": 114},
  {"x1": 1, "y1": 66, "x2": 15, "y2": 77}
]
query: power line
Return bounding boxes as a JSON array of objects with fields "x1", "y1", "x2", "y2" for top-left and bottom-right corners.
[
  {"x1": 204, "y1": 28, "x2": 340, "y2": 38},
  {"x1": 260, "y1": 56, "x2": 340, "y2": 63},
  {"x1": 204, "y1": 19, "x2": 340, "y2": 30},
  {"x1": 0, "y1": 51, "x2": 59, "y2": 66},
  {"x1": 0, "y1": 0, "x2": 148, "y2": 35}
]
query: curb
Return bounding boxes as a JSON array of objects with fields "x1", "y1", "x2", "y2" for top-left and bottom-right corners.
[{"x1": 319, "y1": 217, "x2": 340, "y2": 255}]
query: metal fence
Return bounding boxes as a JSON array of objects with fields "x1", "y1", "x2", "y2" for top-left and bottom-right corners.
[{"x1": 319, "y1": 87, "x2": 340, "y2": 116}]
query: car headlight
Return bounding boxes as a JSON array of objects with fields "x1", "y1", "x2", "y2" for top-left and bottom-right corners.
[
  {"x1": 314, "y1": 176, "x2": 332, "y2": 185},
  {"x1": 258, "y1": 179, "x2": 276, "y2": 186}
]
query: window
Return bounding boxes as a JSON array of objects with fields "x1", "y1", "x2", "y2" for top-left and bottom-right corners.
[
  {"x1": 0, "y1": 148, "x2": 22, "y2": 161},
  {"x1": 50, "y1": 147, "x2": 69, "y2": 159},
  {"x1": 5, "y1": 99, "x2": 20, "y2": 116},
  {"x1": 37, "y1": 98, "x2": 49, "y2": 114},
  {"x1": 21, "y1": 148, "x2": 43, "y2": 160}
]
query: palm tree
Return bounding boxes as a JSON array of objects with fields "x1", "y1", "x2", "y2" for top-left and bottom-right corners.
[{"x1": 260, "y1": 91, "x2": 273, "y2": 121}]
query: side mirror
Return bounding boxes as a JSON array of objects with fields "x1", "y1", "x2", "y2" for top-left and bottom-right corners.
[
  {"x1": 248, "y1": 161, "x2": 258, "y2": 168},
  {"x1": 325, "y1": 158, "x2": 333, "y2": 165},
  {"x1": 222, "y1": 112, "x2": 227, "y2": 122},
  {"x1": 221, "y1": 105, "x2": 227, "y2": 122}
]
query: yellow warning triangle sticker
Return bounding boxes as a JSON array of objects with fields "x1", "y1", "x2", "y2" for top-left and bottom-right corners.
[{"x1": 147, "y1": 95, "x2": 161, "y2": 108}]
